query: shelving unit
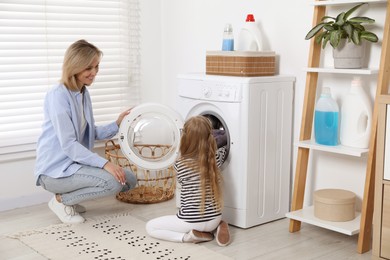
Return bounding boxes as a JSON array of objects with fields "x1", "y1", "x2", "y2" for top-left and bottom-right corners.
[
  {"x1": 311, "y1": 0, "x2": 387, "y2": 6},
  {"x1": 304, "y1": 67, "x2": 379, "y2": 74},
  {"x1": 287, "y1": 0, "x2": 389, "y2": 254},
  {"x1": 295, "y1": 140, "x2": 369, "y2": 157},
  {"x1": 286, "y1": 207, "x2": 361, "y2": 235}
]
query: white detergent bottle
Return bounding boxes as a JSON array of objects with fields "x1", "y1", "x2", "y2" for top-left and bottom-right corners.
[
  {"x1": 237, "y1": 14, "x2": 263, "y2": 51},
  {"x1": 340, "y1": 76, "x2": 372, "y2": 149}
]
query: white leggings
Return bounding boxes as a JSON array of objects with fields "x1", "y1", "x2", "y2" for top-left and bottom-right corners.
[{"x1": 145, "y1": 215, "x2": 222, "y2": 243}]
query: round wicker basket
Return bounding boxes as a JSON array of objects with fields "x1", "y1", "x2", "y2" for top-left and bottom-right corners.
[{"x1": 105, "y1": 140, "x2": 176, "y2": 204}]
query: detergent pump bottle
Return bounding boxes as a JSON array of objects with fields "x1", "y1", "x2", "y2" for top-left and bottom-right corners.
[
  {"x1": 314, "y1": 87, "x2": 339, "y2": 146},
  {"x1": 222, "y1": 23, "x2": 234, "y2": 51},
  {"x1": 340, "y1": 77, "x2": 372, "y2": 148},
  {"x1": 237, "y1": 14, "x2": 263, "y2": 51}
]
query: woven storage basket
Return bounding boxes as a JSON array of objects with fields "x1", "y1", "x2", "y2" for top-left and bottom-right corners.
[
  {"x1": 206, "y1": 50, "x2": 276, "y2": 77},
  {"x1": 105, "y1": 140, "x2": 176, "y2": 204}
]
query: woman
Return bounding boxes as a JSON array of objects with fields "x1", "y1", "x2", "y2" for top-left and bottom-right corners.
[
  {"x1": 146, "y1": 116, "x2": 231, "y2": 246},
  {"x1": 34, "y1": 39, "x2": 137, "y2": 224}
]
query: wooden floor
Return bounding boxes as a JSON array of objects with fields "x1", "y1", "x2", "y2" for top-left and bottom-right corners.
[{"x1": 0, "y1": 196, "x2": 373, "y2": 260}]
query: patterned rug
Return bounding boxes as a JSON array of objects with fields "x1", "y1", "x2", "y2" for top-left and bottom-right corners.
[{"x1": 9, "y1": 212, "x2": 231, "y2": 260}]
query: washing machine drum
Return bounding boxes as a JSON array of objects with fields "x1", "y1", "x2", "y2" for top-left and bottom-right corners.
[{"x1": 118, "y1": 103, "x2": 184, "y2": 170}]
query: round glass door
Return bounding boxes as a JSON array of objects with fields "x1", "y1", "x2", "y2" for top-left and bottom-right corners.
[{"x1": 118, "y1": 103, "x2": 184, "y2": 170}]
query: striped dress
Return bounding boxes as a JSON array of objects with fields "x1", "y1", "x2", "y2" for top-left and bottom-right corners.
[{"x1": 175, "y1": 146, "x2": 227, "y2": 223}]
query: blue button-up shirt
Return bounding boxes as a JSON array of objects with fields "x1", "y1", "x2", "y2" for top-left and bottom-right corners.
[{"x1": 34, "y1": 84, "x2": 118, "y2": 185}]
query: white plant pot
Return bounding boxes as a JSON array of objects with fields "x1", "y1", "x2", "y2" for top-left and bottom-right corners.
[{"x1": 332, "y1": 39, "x2": 365, "y2": 69}]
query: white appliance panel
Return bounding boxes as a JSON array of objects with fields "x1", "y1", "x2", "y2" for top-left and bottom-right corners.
[{"x1": 176, "y1": 73, "x2": 294, "y2": 228}]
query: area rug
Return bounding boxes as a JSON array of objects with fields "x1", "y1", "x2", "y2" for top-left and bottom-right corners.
[{"x1": 9, "y1": 212, "x2": 231, "y2": 260}]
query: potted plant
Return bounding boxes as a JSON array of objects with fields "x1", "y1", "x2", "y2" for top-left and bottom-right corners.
[{"x1": 305, "y1": 3, "x2": 378, "y2": 69}]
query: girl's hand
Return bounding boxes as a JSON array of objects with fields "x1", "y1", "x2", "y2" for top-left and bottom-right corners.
[
  {"x1": 116, "y1": 107, "x2": 133, "y2": 126},
  {"x1": 104, "y1": 161, "x2": 126, "y2": 185}
]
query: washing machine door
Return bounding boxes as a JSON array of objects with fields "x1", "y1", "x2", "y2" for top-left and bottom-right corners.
[{"x1": 118, "y1": 103, "x2": 184, "y2": 170}]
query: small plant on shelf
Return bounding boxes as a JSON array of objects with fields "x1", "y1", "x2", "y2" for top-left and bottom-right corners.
[{"x1": 305, "y1": 3, "x2": 378, "y2": 49}]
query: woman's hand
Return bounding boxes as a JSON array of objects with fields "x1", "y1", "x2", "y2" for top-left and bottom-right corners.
[
  {"x1": 116, "y1": 107, "x2": 133, "y2": 126},
  {"x1": 104, "y1": 161, "x2": 126, "y2": 185}
]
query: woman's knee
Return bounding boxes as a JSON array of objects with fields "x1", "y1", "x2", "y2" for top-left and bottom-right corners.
[
  {"x1": 105, "y1": 169, "x2": 137, "y2": 194},
  {"x1": 105, "y1": 177, "x2": 123, "y2": 194}
]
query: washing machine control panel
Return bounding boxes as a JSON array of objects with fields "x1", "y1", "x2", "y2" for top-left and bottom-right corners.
[
  {"x1": 179, "y1": 79, "x2": 242, "y2": 102},
  {"x1": 202, "y1": 83, "x2": 241, "y2": 102}
]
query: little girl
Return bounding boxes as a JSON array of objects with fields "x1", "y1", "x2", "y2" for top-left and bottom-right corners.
[{"x1": 146, "y1": 115, "x2": 231, "y2": 246}]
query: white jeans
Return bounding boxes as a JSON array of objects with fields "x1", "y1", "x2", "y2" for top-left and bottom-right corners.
[{"x1": 146, "y1": 215, "x2": 222, "y2": 243}]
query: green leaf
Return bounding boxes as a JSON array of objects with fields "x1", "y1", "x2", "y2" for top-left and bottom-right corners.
[
  {"x1": 345, "y1": 3, "x2": 366, "y2": 19},
  {"x1": 349, "y1": 16, "x2": 375, "y2": 24},
  {"x1": 322, "y1": 35, "x2": 330, "y2": 49},
  {"x1": 315, "y1": 31, "x2": 327, "y2": 44},
  {"x1": 305, "y1": 23, "x2": 326, "y2": 40},
  {"x1": 343, "y1": 23, "x2": 353, "y2": 38},
  {"x1": 351, "y1": 30, "x2": 360, "y2": 45},
  {"x1": 321, "y1": 15, "x2": 336, "y2": 22},
  {"x1": 351, "y1": 23, "x2": 365, "y2": 31},
  {"x1": 330, "y1": 30, "x2": 342, "y2": 48},
  {"x1": 335, "y1": 12, "x2": 346, "y2": 26},
  {"x1": 324, "y1": 24, "x2": 335, "y2": 31},
  {"x1": 361, "y1": 31, "x2": 379, "y2": 42}
]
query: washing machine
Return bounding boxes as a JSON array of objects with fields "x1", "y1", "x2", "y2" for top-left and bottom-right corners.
[{"x1": 176, "y1": 73, "x2": 295, "y2": 228}]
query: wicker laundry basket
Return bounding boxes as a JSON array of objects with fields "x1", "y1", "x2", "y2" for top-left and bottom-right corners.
[{"x1": 105, "y1": 140, "x2": 176, "y2": 204}]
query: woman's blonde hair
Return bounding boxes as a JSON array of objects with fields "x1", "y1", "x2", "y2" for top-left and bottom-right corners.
[
  {"x1": 61, "y1": 39, "x2": 102, "y2": 92},
  {"x1": 180, "y1": 115, "x2": 223, "y2": 212}
]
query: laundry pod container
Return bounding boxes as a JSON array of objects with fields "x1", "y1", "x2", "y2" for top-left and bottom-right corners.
[{"x1": 314, "y1": 189, "x2": 356, "y2": 222}]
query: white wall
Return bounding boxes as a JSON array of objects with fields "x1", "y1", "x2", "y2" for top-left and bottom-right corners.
[
  {"x1": 140, "y1": 0, "x2": 163, "y2": 103},
  {"x1": 0, "y1": 0, "x2": 386, "y2": 212}
]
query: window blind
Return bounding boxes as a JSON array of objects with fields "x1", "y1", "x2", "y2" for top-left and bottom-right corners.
[{"x1": 0, "y1": 0, "x2": 141, "y2": 155}]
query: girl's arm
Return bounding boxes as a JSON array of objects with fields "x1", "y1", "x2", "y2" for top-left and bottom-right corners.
[{"x1": 216, "y1": 146, "x2": 227, "y2": 168}]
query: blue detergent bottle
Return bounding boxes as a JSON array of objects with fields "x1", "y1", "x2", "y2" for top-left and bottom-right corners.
[
  {"x1": 222, "y1": 23, "x2": 234, "y2": 51},
  {"x1": 314, "y1": 87, "x2": 339, "y2": 146}
]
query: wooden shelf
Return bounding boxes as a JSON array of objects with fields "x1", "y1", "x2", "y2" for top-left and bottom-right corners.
[
  {"x1": 295, "y1": 140, "x2": 369, "y2": 157},
  {"x1": 290, "y1": 0, "x2": 389, "y2": 254},
  {"x1": 304, "y1": 67, "x2": 379, "y2": 75},
  {"x1": 310, "y1": 0, "x2": 387, "y2": 6},
  {"x1": 286, "y1": 206, "x2": 361, "y2": 236}
]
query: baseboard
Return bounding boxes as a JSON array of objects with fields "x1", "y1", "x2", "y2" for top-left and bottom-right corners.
[{"x1": 0, "y1": 192, "x2": 52, "y2": 212}]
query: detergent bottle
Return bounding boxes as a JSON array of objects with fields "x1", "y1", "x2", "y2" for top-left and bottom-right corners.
[
  {"x1": 314, "y1": 87, "x2": 339, "y2": 146},
  {"x1": 222, "y1": 23, "x2": 234, "y2": 51},
  {"x1": 237, "y1": 14, "x2": 263, "y2": 51},
  {"x1": 340, "y1": 77, "x2": 372, "y2": 148}
]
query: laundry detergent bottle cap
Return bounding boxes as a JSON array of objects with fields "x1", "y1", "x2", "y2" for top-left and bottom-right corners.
[
  {"x1": 314, "y1": 87, "x2": 339, "y2": 146},
  {"x1": 237, "y1": 14, "x2": 263, "y2": 51},
  {"x1": 340, "y1": 76, "x2": 372, "y2": 148}
]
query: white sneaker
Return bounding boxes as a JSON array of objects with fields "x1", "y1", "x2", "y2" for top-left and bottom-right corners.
[
  {"x1": 183, "y1": 230, "x2": 214, "y2": 243},
  {"x1": 48, "y1": 197, "x2": 85, "y2": 224}
]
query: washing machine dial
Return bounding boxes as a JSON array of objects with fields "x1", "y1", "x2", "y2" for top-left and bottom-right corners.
[{"x1": 203, "y1": 87, "x2": 212, "y2": 98}]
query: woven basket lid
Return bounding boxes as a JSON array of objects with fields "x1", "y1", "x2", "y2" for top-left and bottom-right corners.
[{"x1": 314, "y1": 189, "x2": 356, "y2": 205}]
